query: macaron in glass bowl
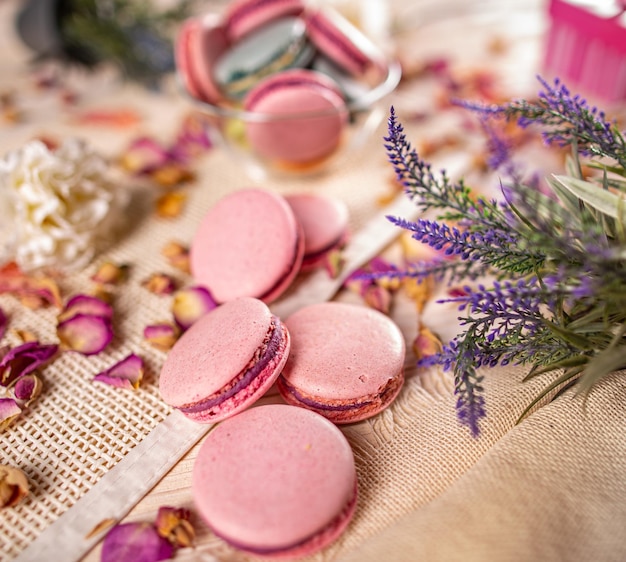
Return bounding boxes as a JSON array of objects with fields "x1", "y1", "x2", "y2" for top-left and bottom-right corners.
[{"x1": 175, "y1": 0, "x2": 401, "y2": 180}]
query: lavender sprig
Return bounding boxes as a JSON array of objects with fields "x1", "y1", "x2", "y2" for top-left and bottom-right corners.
[{"x1": 382, "y1": 77, "x2": 626, "y2": 436}]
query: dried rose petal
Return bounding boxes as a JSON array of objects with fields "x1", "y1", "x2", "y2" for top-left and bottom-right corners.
[
  {"x1": 161, "y1": 242, "x2": 190, "y2": 274},
  {"x1": 14, "y1": 329, "x2": 37, "y2": 343},
  {"x1": 91, "y1": 262, "x2": 129, "y2": 285},
  {"x1": 120, "y1": 137, "x2": 171, "y2": 175},
  {"x1": 172, "y1": 286, "x2": 217, "y2": 330},
  {"x1": 403, "y1": 276, "x2": 434, "y2": 314},
  {"x1": 156, "y1": 191, "x2": 187, "y2": 218},
  {"x1": 141, "y1": 273, "x2": 177, "y2": 296},
  {"x1": 170, "y1": 112, "x2": 212, "y2": 161},
  {"x1": 9, "y1": 374, "x2": 43, "y2": 407},
  {"x1": 93, "y1": 354, "x2": 143, "y2": 389},
  {"x1": 0, "y1": 398, "x2": 22, "y2": 431},
  {"x1": 101, "y1": 522, "x2": 173, "y2": 562},
  {"x1": 362, "y1": 284, "x2": 392, "y2": 314},
  {"x1": 155, "y1": 506, "x2": 195, "y2": 548},
  {"x1": 150, "y1": 164, "x2": 194, "y2": 188},
  {"x1": 73, "y1": 108, "x2": 141, "y2": 128},
  {"x1": 413, "y1": 327, "x2": 443, "y2": 361},
  {"x1": 0, "y1": 307, "x2": 7, "y2": 341},
  {"x1": 57, "y1": 314, "x2": 113, "y2": 355},
  {"x1": 58, "y1": 294, "x2": 113, "y2": 323},
  {"x1": 323, "y1": 249, "x2": 345, "y2": 279},
  {"x1": 0, "y1": 464, "x2": 29, "y2": 507},
  {"x1": 143, "y1": 324, "x2": 180, "y2": 351},
  {"x1": 0, "y1": 262, "x2": 62, "y2": 308},
  {"x1": 85, "y1": 518, "x2": 117, "y2": 539},
  {"x1": 0, "y1": 341, "x2": 58, "y2": 387}
]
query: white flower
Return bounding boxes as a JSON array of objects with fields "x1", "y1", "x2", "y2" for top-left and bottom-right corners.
[{"x1": 0, "y1": 139, "x2": 123, "y2": 272}]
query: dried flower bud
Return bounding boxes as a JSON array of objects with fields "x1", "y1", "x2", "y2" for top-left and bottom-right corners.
[
  {"x1": 413, "y1": 327, "x2": 443, "y2": 361},
  {"x1": 161, "y1": 242, "x2": 190, "y2": 274},
  {"x1": 156, "y1": 191, "x2": 187, "y2": 218},
  {"x1": 9, "y1": 374, "x2": 42, "y2": 407},
  {"x1": 0, "y1": 464, "x2": 29, "y2": 507},
  {"x1": 155, "y1": 506, "x2": 195, "y2": 548},
  {"x1": 142, "y1": 273, "x2": 177, "y2": 296}
]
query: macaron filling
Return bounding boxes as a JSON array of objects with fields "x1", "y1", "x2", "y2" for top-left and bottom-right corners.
[
  {"x1": 212, "y1": 481, "x2": 358, "y2": 556},
  {"x1": 178, "y1": 317, "x2": 287, "y2": 418},
  {"x1": 277, "y1": 371, "x2": 404, "y2": 422}
]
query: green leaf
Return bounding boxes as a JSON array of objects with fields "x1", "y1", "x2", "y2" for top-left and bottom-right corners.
[
  {"x1": 552, "y1": 175, "x2": 626, "y2": 223},
  {"x1": 577, "y1": 345, "x2": 626, "y2": 396},
  {"x1": 524, "y1": 355, "x2": 589, "y2": 381}
]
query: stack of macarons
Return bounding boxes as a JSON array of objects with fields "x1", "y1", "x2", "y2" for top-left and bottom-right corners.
[
  {"x1": 189, "y1": 187, "x2": 350, "y2": 304},
  {"x1": 159, "y1": 296, "x2": 405, "y2": 557},
  {"x1": 175, "y1": 0, "x2": 392, "y2": 167}
]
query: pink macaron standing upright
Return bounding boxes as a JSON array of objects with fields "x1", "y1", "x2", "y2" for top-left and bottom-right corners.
[
  {"x1": 190, "y1": 188, "x2": 304, "y2": 304},
  {"x1": 305, "y1": 8, "x2": 386, "y2": 80},
  {"x1": 278, "y1": 301, "x2": 406, "y2": 423},
  {"x1": 224, "y1": 0, "x2": 306, "y2": 42},
  {"x1": 159, "y1": 297, "x2": 290, "y2": 423},
  {"x1": 285, "y1": 192, "x2": 349, "y2": 270},
  {"x1": 192, "y1": 404, "x2": 358, "y2": 558},
  {"x1": 243, "y1": 68, "x2": 349, "y2": 166},
  {"x1": 175, "y1": 15, "x2": 230, "y2": 105}
]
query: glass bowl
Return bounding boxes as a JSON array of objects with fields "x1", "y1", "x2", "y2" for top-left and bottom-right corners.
[{"x1": 182, "y1": 58, "x2": 402, "y2": 181}]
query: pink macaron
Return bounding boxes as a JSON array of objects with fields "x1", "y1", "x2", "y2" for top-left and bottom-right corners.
[
  {"x1": 224, "y1": 0, "x2": 305, "y2": 42},
  {"x1": 278, "y1": 302, "x2": 406, "y2": 423},
  {"x1": 159, "y1": 297, "x2": 289, "y2": 423},
  {"x1": 243, "y1": 68, "x2": 348, "y2": 165},
  {"x1": 192, "y1": 403, "x2": 358, "y2": 558},
  {"x1": 285, "y1": 192, "x2": 349, "y2": 270},
  {"x1": 190, "y1": 188, "x2": 304, "y2": 304},
  {"x1": 305, "y1": 8, "x2": 385, "y2": 79},
  {"x1": 175, "y1": 15, "x2": 230, "y2": 104}
]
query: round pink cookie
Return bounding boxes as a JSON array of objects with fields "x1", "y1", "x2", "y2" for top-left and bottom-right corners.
[
  {"x1": 192, "y1": 404, "x2": 358, "y2": 557},
  {"x1": 159, "y1": 297, "x2": 289, "y2": 423},
  {"x1": 285, "y1": 193, "x2": 349, "y2": 270},
  {"x1": 305, "y1": 8, "x2": 385, "y2": 78},
  {"x1": 190, "y1": 188, "x2": 304, "y2": 304},
  {"x1": 224, "y1": 0, "x2": 305, "y2": 42},
  {"x1": 278, "y1": 302, "x2": 405, "y2": 423},
  {"x1": 243, "y1": 69, "x2": 348, "y2": 165}
]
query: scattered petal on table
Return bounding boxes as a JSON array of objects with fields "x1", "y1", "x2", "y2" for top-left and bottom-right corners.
[
  {"x1": 0, "y1": 399, "x2": 22, "y2": 431},
  {"x1": 58, "y1": 294, "x2": 113, "y2": 323},
  {"x1": 413, "y1": 327, "x2": 444, "y2": 361},
  {"x1": 93, "y1": 354, "x2": 144, "y2": 390},
  {"x1": 0, "y1": 342, "x2": 58, "y2": 387},
  {"x1": 0, "y1": 262, "x2": 62, "y2": 308},
  {"x1": 143, "y1": 324, "x2": 180, "y2": 352},
  {"x1": 161, "y1": 242, "x2": 190, "y2": 274},
  {"x1": 155, "y1": 506, "x2": 195, "y2": 548},
  {"x1": 91, "y1": 262, "x2": 130, "y2": 285},
  {"x1": 0, "y1": 464, "x2": 29, "y2": 507},
  {"x1": 323, "y1": 248, "x2": 345, "y2": 279},
  {"x1": 57, "y1": 315, "x2": 113, "y2": 355},
  {"x1": 172, "y1": 286, "x2": 217, "y2": 330},
  {"x1": 101, "y1": 522, "x2": 173, "y2": 562},
  {"x1": 9, "y1": 374, "x2": 43, "y2": 407},
  {"x1": 155, "y1": 191, "x2": 187, "y2": 218},
  {"x1": 85, "y1": 518, "x2": 117, "y2": 540},
  {"x1": 141, "y1": 273, "x2": 177, "y2": 296},
  {"x1": 72, "y1": 109, "x2": 142, "y2": 128},
  {"x1": 120, "y1": 137, "x2": 171, "y2": 175}
]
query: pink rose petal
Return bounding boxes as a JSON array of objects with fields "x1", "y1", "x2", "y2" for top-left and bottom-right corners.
[
  {"x1": 143, "y1": 324, "x2": 180, "y2": 351},
  {"x1": 0, "y1": 262, "x2": 62, "y2": 308},
  {"x1": 93, "y1": 354, "x2": 144, "y2": 389},
  {"x1": 0, "y1": 307, "x2": 7, "y2": 340},
  {"x1": 101, "y1": 522, "x2": 173, "y2": 562},
  {"x1": 57, "y1": 314, "x2": 113, "y2": 355},
  {"x1": 172, "y1": 286, "x2": 217, "y2": 331},
  {"x1": 58, "y1": 294, "x2": 113, "y2": 322},
  {"x1": 121, "y1": 137, "x2": 172, "y2": 175},
  {"x1": 0, "y1": 398, "x2": 22, "y2": 431},
  {"x1": 0, "y1": 342, "x2": 58, "y2": 387}
]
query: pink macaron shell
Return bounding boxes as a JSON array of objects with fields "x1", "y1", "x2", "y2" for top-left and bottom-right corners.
[
  {"x1": 225, "y1": 0, "x2": 306, "y2": 42},
  {"x1": 278, "y1": 301, "x2": 406, "y2": 423},
  {"x1": 159, "y1": 297, "x2": 289, "y2": 423},
  {"x1": 189, "y1": 14, "x2": 230, "y2": 105},
  {"x1": 305, "y1": 8, "x2": 385, "y2": 79},
  {"x1": 244, "y1": 69, "x2": 348, "y2": 164},
  {"x1": 192, "y1": 404, "x2": 357, "y2": 557},
  {"x1": 190, "y1": 188, "x2": 304, "y2": 304},
  {"x1": 175, "y1": 18, "x2": 204, "y2": 100},
  {"x1": 285, "y1": 192, "x2": 349, "y2": 269}
]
